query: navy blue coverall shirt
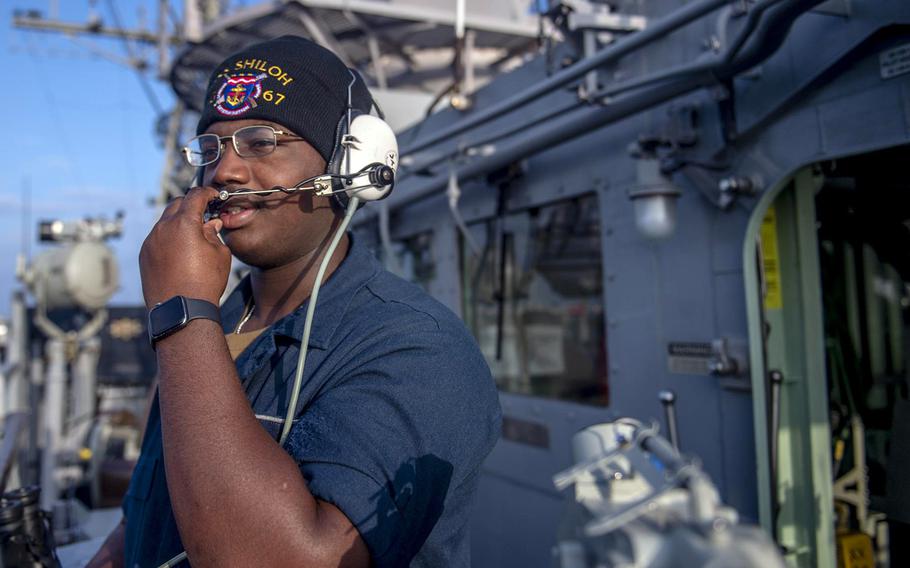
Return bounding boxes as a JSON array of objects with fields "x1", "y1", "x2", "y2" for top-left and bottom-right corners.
[{"x1": 123, "y1": 236, "x2": 502, "y2": 567}]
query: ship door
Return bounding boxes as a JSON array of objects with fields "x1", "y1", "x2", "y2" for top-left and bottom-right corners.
[{"x1": 746, "y1": 147, "x2": 910, "y2": 568}]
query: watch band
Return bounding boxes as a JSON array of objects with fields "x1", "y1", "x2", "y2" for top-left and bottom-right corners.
[
  {"x1": 148, "y1": 296, "x2": 221, "y2": 347},
  {"x1": 184, "y1": 297, "x2": 221, "y2": 325}
]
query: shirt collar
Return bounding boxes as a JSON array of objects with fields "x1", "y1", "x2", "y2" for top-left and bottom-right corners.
[{"x1": 220, "y1": 233, "x2": 380, "y2": 350}]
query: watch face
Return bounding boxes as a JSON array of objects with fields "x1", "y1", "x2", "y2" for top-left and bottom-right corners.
[{"x1": 149, "y1": 296, "x2": 189, "y2": 340}]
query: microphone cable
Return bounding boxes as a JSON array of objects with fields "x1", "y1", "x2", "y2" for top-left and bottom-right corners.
[{"x1": 279, "y1": 195, "x2": 359, "y2": 444}]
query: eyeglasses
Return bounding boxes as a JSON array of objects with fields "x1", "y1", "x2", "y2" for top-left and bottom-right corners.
[{"x1": 182, "y1": 125, "x2": 304, "y2": 167}]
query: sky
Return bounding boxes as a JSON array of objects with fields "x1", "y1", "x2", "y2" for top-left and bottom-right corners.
[{"x1": 1, "y1": 1, "x2": 181, "y2": 314}]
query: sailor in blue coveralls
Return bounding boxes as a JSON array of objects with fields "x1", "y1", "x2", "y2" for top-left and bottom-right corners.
[{"x1": 86, "y1": 35, "x2": 501, "y2": 568}]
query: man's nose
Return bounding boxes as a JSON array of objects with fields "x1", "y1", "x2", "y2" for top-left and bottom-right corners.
[{"x1": 207, "y1": 140, "x2": 250, "y2": 186}]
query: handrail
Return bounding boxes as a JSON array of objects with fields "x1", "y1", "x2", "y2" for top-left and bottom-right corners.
[{"x1": 0, "y1": 412, "x2": 28, "y2": 493}]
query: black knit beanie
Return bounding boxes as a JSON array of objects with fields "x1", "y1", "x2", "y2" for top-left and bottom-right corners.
[{"x1": 196, "y1": 35, "x2": 374, "y2": 163}]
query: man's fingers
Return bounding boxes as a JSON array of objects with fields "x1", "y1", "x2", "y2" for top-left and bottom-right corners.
[
  {"x1": 180, "y1": 186, "x2": 221, "y2": 219},
  {"x1": 202, "y1": 218, "x2": 225, "y2": 245},
  {"x1": 162, "y1": 195, "x2": 184, "y2": 216}
]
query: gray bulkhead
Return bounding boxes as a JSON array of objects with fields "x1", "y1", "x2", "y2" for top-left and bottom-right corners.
[{"x1": 355, "y1": 0, "x2": 910, "y2": 564}]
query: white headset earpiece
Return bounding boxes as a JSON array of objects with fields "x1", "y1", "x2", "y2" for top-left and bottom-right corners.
[
  {"x1": 322, "y1": 69, "x2": 397, "y2": 210},
  {"x1": 339, "y1": 114, "x2": 397, "y2": 201}
]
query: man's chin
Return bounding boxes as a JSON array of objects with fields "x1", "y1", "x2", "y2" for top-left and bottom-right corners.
[{"x1": 222, "y1": 232, "x2": 272, "y2": 269}]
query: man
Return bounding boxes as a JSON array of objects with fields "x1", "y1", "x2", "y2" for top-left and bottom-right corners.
[{"x1": 87, "y1": 35, "x2": 501, "y2": 567}]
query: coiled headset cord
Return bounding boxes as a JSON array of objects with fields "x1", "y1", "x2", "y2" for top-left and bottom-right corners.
[{"x1": 157, "y1": 196, "x2": 360, "y2": 568}]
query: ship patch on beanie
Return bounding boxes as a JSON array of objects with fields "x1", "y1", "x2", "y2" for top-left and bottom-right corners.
[
  {"x1": 214, "y1": 73, "x2": 267, "y2": 116},
  {"x1": 211, "y1": 59, "x2": 298, "y2": 116}
]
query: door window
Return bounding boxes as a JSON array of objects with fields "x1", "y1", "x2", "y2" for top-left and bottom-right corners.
[{"x1": 462, "y1": 195, "x2": 608, "y2": 405}]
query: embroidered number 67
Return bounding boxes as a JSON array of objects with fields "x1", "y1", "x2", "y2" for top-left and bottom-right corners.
[{"x1": 263, "y1": 90, "x2": 285, "y2": 105}]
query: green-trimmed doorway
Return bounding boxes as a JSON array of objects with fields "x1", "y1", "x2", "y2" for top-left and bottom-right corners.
[{"x1": 745, "y1": 146, "x2": 910, "y2": 568}]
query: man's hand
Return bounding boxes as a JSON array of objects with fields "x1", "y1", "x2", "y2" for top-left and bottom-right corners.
[
  {"x1": 85, "y1": 517, "x2": 125, "y2": 568},
  {"x1": 139, "y1": 187, "x2": 231, "y2": 309}
]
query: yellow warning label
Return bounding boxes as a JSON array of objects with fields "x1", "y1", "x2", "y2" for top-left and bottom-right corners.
[
  {"x1": 837, "y1": 532, "x2": 874, "y2": 568},
  {"x1": 760, "y1": 207, "x2": 783, "y2": 310}
]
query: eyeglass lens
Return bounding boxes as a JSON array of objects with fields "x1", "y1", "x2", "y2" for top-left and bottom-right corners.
[{"x1": 184, "y1": 126, "x2": 279, "y2": 167}]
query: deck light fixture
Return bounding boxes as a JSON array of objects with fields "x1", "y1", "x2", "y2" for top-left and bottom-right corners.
[{"x1": 628, "y1": 157, "x2": 681, "y2": 239}]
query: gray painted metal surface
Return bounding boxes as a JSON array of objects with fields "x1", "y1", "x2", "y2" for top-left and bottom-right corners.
[{"x1": 353, "y1": 0, "x2": 910, "y2": 564}]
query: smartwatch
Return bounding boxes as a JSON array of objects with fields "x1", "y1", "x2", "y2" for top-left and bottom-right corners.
[{"x1": 148, "y1": 296, "x2": 221, "y2": 347}]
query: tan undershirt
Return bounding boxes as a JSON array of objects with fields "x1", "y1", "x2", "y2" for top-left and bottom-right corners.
[{"x1": 225, "y1": 328, "x2": 267, "y2": 361}]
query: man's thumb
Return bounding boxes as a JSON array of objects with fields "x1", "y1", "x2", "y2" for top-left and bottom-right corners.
[{"x1": 203, "y1": 218, "x2": 224, "y2": 244}]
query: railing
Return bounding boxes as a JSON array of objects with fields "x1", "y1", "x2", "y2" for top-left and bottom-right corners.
[{"x1": 0, "y1": 411, "x2": 28, "y2": 493}]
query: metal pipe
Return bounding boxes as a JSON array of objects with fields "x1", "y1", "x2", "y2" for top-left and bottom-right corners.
[
  {"x1": 659, "y1": 390, "x2": 681, "y2": 451},
  {"x1": 0, "y1": 412, "x2": 27, "y2": 493},
  {"x1": 0, "y1": 292, "x2": 28, "y2": 490},
  {"x1": 388, "y1": 75, "x2": 707, "y2": 210},
  {"x1": 0, "y1": 367, "x2": 6, "y2": 423},
  {"x1": 399, "y1": 98, "x2": 580, "y2": 178},
  {"x1": 769, "y1": 370, "x2": 783, "y2": 492},
  {"x1": 637, "y1": 424, "x2": 687, "y2": 475},
  {"x1": 398, "y1": 0, "x2": 793, "y2": 180},
  {"x1": 582, "y1": 30, "x2": 599, "y2": 98},
  {"x1": 183, "y1": 0, "x2": 204, "y2": 43},
  {"x1": 40, "y1": 339, "x2": 66, "y2": 511},
  {"x1": 27, "y1": 356, "x2": 43, "y2": 487},
  {"x1": 387, "y1": 0, "x2": 824, "y2": 212},
  {"x1": 71, "y1": 337, "x2": 101, "y2": 444},
  {"x1": 464, "y1": 30, "x2": 476, "y2": 94},
  {"x1": 447, "y1": 169, "x2": 481, "y2": 256},
  {"x1": 12, "y1": 15, "x2": 178, "y2": 44},
  {"x1": 7, "y1": 292, "x2": 28, "y2": 415},
  {"x1": 157, "y1": 0, "x2": 170, "y2": 79},
  {"x1": 723, "y1": 0, "x2": 828, "y2": 77},
  {"x1": 397, "y1": 59, "x2": 713, "y2": 179},
  {"x1": 402, "y1": 0, "x2": 732, "y2": 156}
]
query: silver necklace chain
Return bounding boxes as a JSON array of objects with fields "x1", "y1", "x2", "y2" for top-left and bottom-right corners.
[{"x1": 235, "y1": 301, "x2": 256, "y2": 334}]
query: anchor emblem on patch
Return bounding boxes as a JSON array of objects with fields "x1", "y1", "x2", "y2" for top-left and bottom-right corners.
[{"x1": 213, "y1": 73, "x2": 267, "y2": 116}]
